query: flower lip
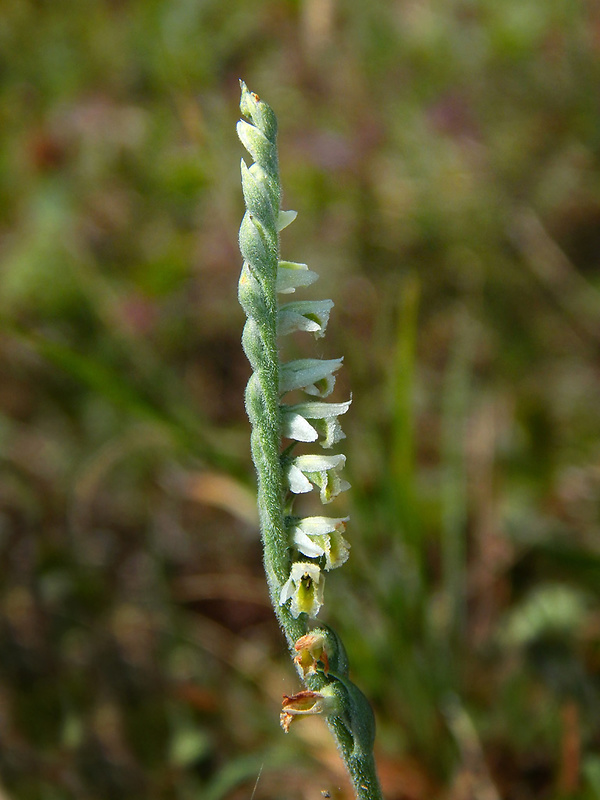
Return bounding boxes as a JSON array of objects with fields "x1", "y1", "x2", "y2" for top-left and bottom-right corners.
[{"x1": 279, "y1": 562, "x2": 325, "y2": 618}]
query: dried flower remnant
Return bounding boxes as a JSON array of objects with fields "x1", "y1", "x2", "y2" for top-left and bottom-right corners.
[
  {"x1": 280, "y1": 688, "x2": 338, "y2": 733},
  {"x1": 294, "y1": 631, "x2": 329, "y2": 677}
]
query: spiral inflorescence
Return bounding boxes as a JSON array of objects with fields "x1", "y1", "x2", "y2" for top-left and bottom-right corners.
[
  {"x1": 237, "y1": 82, "x2": 382, "y2": 800},
  {"x1": 237, "y1": 81, "x2": 351, "y2": 631}
]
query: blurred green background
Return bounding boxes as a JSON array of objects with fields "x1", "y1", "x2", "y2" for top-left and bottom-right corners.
[{"x1": 1, "y1": 1, "x2": 600, "y2": 798}]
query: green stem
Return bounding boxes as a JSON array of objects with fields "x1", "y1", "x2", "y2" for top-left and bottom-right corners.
[{"x1": 328, "y1": 719, "x2": 383, "y2": 800}]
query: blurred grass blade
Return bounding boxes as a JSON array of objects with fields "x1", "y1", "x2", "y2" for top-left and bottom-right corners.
[
  {"x1": 390, "y1": 273, "x2": 420, "y2": 549},
  {"x1": 441, "y1": 309, "x2": 475, "y2": 641},
  {"x1": 4, "y1": 321, "x2": 243, "y2": 474},
  {"x1": 203, "y1": 750, "x2": 293, "y2": 800}
]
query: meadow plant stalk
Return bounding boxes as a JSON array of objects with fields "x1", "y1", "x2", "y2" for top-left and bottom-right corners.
[{"x1": 237, "y1": 81, "x2": 383, "y2": 800}]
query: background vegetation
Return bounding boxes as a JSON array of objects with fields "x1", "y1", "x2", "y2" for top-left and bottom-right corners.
[{"x1": 1, "y1": 1, "x2": 600, "y2": 798}]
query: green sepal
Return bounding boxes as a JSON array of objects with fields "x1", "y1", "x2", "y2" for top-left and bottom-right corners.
[
  {"x1": 333, "y1": 674, "x2": 377, "y2": 758},
  {"x1": 242, "y1": 318, "x2": 268, "y2": 373},
  {"x1": 240, "y1": 159, "x2": 276, "y2": 229},
  {"x1": 237, "y1": 119, "x2": 272, "y2": 168},
  {"x1": 239, "y1": 213, "x2": 278, "y2": 283},
  {"x1": 238, "y1": 263, "x2": 270, "y2": 322}
]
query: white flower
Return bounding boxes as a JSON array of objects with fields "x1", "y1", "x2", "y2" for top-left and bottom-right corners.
[
  {"x1": 279, "y1": 562, "x2": 325, "y2": 618},
  {"x1": 286, "y1": 454, "x2": 350, "y2": 504},
  {"x1": 290, "y1": 516, "x2": 351, "y2": 570},
  {"x1": 278, "y1": 299, "x2": 334, "y2": 338},
  {"x1": 276, "y1": 260, "x2": 319, "y2": 294},
  {"x1": 280, "y1": 358, "x2": 343, "y2": 398},
  {"x1": 281, "y1": 398, "x2": 351, "y2": 448}
]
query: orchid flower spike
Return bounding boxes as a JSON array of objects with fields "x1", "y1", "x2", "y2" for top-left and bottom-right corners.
[
  {"x1": 237, "y1": 82, "x2": 382, "y2": 800},
  {"x1": 236, "y1": 80, "x2": 351, "y2": 622}
]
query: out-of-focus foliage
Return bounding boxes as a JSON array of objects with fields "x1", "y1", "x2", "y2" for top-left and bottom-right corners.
[{"x1": 1, "y1": 1, "x2": 600, "y2": 798}]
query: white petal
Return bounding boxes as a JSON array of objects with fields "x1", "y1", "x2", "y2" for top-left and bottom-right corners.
[
  {"x1": 323, "y1": 531, "x2": 351, "y2": 570},
  {"x1": 287, "y1": 455, "x2": 349, "y2": 504},
  {"x1": 281, "y1": 411, "x2": 319, "y2": 442},
  {"x1": 293, "y1": 453, "x2": 346, "y2": 473},
  {"x1": 288, "y1": 399, "x2": 352, "y2": 420},
  {"x1": 287, "y1": 464, "x2": 313, "y2": 494},
  {"x1": 277, "y1": 261, "x2": 319, "y2": 294},
  {"x1": 277, "y1": 210, "x2": 297, "y2": 231},
  {"x1": 280, "y1": 399, "x2": 351, "y2": 448},
  {"x1": 280, "y1": 358, "x2": 343, "y2": 397},
  {"x1": 290, "y1": 561, "x2": 322, "y2": 583},
  {"x1": 310, "y1": 574, "x2": 325, "y2": 615},
  {"x1": 278, "y1": 300, "x2": 334, "y2": 337},
  {"x1": 288, "y1": 566, "x2": 324, "y2": 617},
  {"x1": 279, "y1": 575, "x2": 296, "y2": 604},
  {"x1": 319, "y1": 417, "x2": 346, "y2": 448},
  {"x1": 335, "y1": 478, "x2": 352, "y2": 495},
  {"x1": 278, "y1": 309, "x2": 322, "y2": 336},
  {"x1": 296, "y1": 516, "x2": 349, "y2": 536},
  {"x1": 292, "y1": 528, "x2": 326, "y2": 558}
]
